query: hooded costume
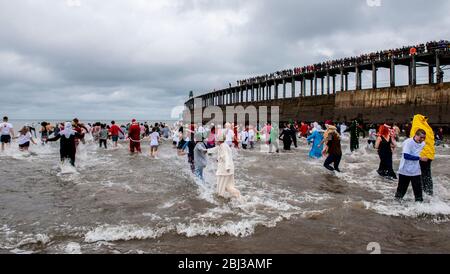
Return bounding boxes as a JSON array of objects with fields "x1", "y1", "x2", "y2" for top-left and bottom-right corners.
[
  {"x1": 410, "y1": 114, "x2": 435, "y2": 195},
  {"x1": 307, "y1": 123, "x2": 324, "y2": 159},
  {"x1": 47, "y1": 122, "x2": 82, "y2": 166},
  {"x1": 269, "y1": 124, "x2": 280, "y2": 153},
  {"x1": 279, "y1": 125, "x2": 293, "y2": 150},
  {"x1": 410, "y1": 115, "x2": 435, "y2": 160},
  {"x1": 208, "y1": 135, "x2": 241, "y2": 198}
]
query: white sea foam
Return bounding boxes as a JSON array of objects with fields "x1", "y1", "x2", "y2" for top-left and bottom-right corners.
[
  {"x1": 65, "y1": 242, "x2": 82, "y2": 254},
  {"x1": 335, "y1": 155, "x2": 450, "y2": 221},
  {"x1": 142, "y1": 213, "x2": 163, "y2": 221},
  {"x1": 84, "y1": 224, "x2": 171, "y2": 243},
  {"x1": 9, "y1": 248, "x2": 35, "y2": 254},
  {"x1": 365, "y1": 197, "x2": 450, "y2": 220}
]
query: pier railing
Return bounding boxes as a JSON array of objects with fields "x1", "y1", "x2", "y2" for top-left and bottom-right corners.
[{"x1": 185, "y1": 47, "x2": 450, "y2": 110}]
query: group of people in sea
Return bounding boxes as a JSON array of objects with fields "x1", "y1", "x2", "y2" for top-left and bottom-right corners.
[
  {"x1": 232, "y1": 40, "x2": 450, "y2": 87},
  {"x1": 0, "y1": 114, "x2": 447, "y2": 203}
]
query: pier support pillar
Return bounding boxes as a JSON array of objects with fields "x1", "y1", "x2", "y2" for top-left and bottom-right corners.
[
  {"x1": 314, "y1": 73, "x2": 318, "y2": 96},
  {"x1": 321, "y1": 77, "x2": 324, "y2": 95},
  {"x1": 372, "y1": 63, "x2": 377, "y2": 89},
  {"x1": 257, "y1": 86, "x2": 260, "y2": 102},
  {"x1": 429, "y1": 64, "x2": 434, "y2": 84},
  {"x1": 340, "y1": 68, "x2": 344, "y2": 92},
  {"x1": 436, "y1": 53, "x2": 443, "y2": 84},
  {"x1": 291, "y1": 77, "x2": 296, "y2": 98},
  {"x1": 408, "y1": 64, "x2": 412, "y2": 86},
  {"x1": 411, "y1": 56, "x2": 417, "y2": 86},
  {"x1": 283, "y1": 79, "x2": 286, "y2": 99},
  {"x1": 332, "y1": 75, "x2": 336, "y2": 94},
  {"x1": 251, "y1": 86, "x2": 254, "y2": 102},
  {"x1": 326, "y1": 71, "x2": 330, "y2": 95},
  {"x1": 301, "y1": 78, "x2": 305, "y2": 97},
  {"x1": 355, "y1": 66, "x2": 361, "y2": 90},
  {"x1": 390, "y1": 59, "x2": 396, "y2": 87},
  {"x1": 274, "y1": 80, "x2": 278, "y2": 99},
  {"x1": 345, "y1": 73, "x2": 349, "y2": 91}
]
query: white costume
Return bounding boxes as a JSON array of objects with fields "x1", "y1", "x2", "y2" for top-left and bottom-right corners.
[{"x1": 208, "y1": 143, "x2": 240, "y2": 198}]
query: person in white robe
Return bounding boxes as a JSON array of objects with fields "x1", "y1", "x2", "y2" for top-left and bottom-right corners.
[{"x1": 208, "y1": 133, "x2": 241, "y2": 199}]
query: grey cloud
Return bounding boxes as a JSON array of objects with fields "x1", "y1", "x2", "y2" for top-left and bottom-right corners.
[{"x1": 0, "y1": 0, "x2": 448, "y2": 119}]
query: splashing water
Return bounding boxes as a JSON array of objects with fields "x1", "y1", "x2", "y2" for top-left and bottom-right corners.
[{"x1": 1, "y1": 135, "x2": 450, "y2": 253}]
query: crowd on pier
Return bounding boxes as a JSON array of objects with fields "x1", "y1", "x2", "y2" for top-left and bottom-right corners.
[{"x1": 235, "y1": 40, "x2": 450, "y2": 87}]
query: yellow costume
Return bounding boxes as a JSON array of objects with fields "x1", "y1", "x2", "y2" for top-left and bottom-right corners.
[{"x1": 410, "y1": 114, "x2": 435, "y2": 160}]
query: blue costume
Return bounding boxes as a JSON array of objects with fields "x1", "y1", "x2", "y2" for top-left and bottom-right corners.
[{"x1": 307, "y1": 130, "x2": 324, "y2": 159}]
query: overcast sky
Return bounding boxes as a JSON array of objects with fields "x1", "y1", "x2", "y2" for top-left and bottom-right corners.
[{"x1": 0, "y1": 0, "x2": 449, "y2": 120}]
